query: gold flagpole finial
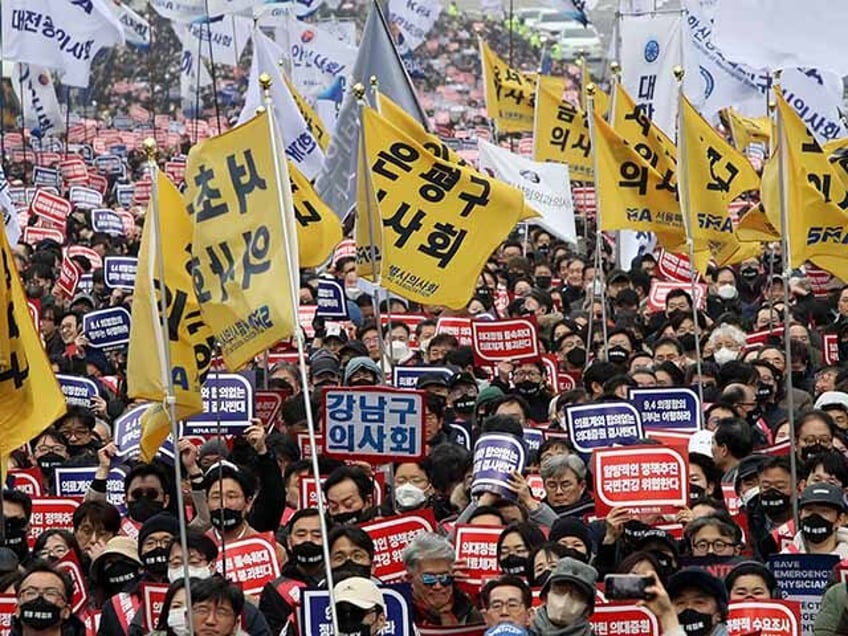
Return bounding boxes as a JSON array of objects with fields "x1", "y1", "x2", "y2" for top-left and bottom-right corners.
[
  {"x1": 609, "y1": 61, "x2": 621, "y2": 77},
  {"x1": 143, "y1": 138, "x2": 157, "y2": 162},
  {"x1": 586, "y1": 83, "x2": 596, "y2": 97},
  {"x1": 259, "y1": 72, "x2": 272, "y2": 93},
  {"x1": 673, "y1": 65, "x2": 684, "y2": 82},
  {"x1": 352, "y1": 83, "x2": 366, "y2": 100}
]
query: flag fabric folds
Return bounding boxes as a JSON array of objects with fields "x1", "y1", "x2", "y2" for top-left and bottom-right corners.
[
  {"x1": 184, "y1": 111, "x2": 297, "y2": 370},
  {"x1": 289, "y1": 162, "x2": 343, "y2": 268},
  {"x1": 720, "y1": 108, "x2": 770, "y2": 151},
  {"x1": 533, "y1": 76, "x2": 593, "y2": 181},
  {"x1": 480, "y1": 39, "x2": 539, "y2": 134}
]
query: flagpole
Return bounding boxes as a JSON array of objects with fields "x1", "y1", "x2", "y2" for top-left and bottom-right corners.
[
  {"x1": 17, "y1": 68, "x2": 26, "y2": 175},
  {"x1": 259, "y1": 73, "x2": 340, "y2": 634},
  {"x1": 672, "y1": 67, "x2": 705, "y2": 421},
  {"x1": 608, "y1": 62, "x2": 623, "y2": 270},
  {"x1": 202, "y1": 1, "x2": 224, "y2": 134},
  {"x1": 772, "y1": 71, "x2": 800, "y2": 527},
  {"x1": 142, "y1": 138, "x2": 196, "y2": 636},
  {"x1": 585, "y1": 84, "x2": 609, "y2": 362}
]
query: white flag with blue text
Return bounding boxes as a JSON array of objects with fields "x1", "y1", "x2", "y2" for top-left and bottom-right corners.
[
  {"x1": 110, "y1": 2, "x2": 151, "y2": 47},
  {"x1": 0, "y1": 0, "x2": 124, "y2": 88},
  {"x1": 12, "y1": 64, "x2": 65, "y2": 137},
  {"x1": 286, "y1": 13, "x2": 358, "y2": 99},
  {"x1": 178, "y1": 15, "x2": 252, "y2": 66},
  {"x1": 0, "y1": 167, "x2": 21, "y2": 247},
  {"x1": 389, "y1": 0, "x2": 443, "y2": 52}
]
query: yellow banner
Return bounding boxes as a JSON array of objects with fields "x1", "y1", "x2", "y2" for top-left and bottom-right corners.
[
  {"x1": 592, "y1": 107, "x2": 683, "y2": 247},
  {"x1": 680, "y1": 95, "x2": 760, "y2": 244},
  {"x1": 533, "y1": 75, "x2": 593, "y2": 181},
  {"x1": 480, "y1": 39, "x2": 538, "y2": 133},
  {"x1": 0, "y1": 220, "x2": 65, "y2": 459},
  {"x1": 184, "y1": 111, "x2": 296, "y2": 370},
  {"x1": 720, "y1": 107, "x2": 770, "y2": 150},
  {"x1": 377, "y1": 92, "x2": 466, "y2": 165},
  {"x1": 362, "y1": 106, "x2": 537, "y2": 308},
  {"x1": 128, "y1": 172, "x2": 214, "y2": 460},
  {"x1": 284, "y1": 74, "x2": 330, "y2": 151},
  {"x1": 289, "y1": 162, "x2": 343, "y2": 268},
  {"x1": 355, "y1": 121, "x2": 384, "y2": 281},
  {"x1": 736, "y1": 203, "x2": 780, "y2": 243}
]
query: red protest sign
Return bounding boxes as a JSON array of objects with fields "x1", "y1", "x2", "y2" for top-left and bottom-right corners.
[
  {"x1": 88, "y1": 173, "x2": 109, "y2": 195},
  {"x1": 56, "y1": 552, "x2": 88, "y2": 615},
  {"x1": 471, "y1": 318, "x2": 539, "y2": 364},
  {"x1": 55, "y1": 256, "x2": 82, "y2": 299},
  {"x1": 454, "y1": 525, "x2": 502, "y2": 584},
  {"x1": 8, "y1": 468, "x2": 44, "y2": 497},
  {"x1": 28, "y1": 498, "x2": 79, "y2": 548},
  {"x1": 0, "y1": 595, "x2": 15, "y2": 636},
  {"x1": 332, "y1": 238, "x2": 356, "y2": 264},
  {"x1": 590, "y1": 604, "x2": 659, "y2": 635},
  {"x1": 165, "y1": 160, "x2": 186, "y2": 184},
  {"x1": 541, "y1": 355, "x2": 560, "y2": 393},
  {"x1": 805, "y1": 267, "x2": 832, "y2": 298},
  {"x1": 436, "y1": 316, "x2": 473, "y2": 346},
  {"x1": 722, "y1": 483, "x2": 742, "y2": 517},
  {"x1": 30, "y1": 190, "x2": 71, "y2": 232},
  {"x1": 656, "y1": 249, "x2": 698, "y2": 283},
  {"x1": 58, "y1": 157, "x2": 88, "y2": 182},
  {"x1": 726, "y1": 600, "x2": 801, "y2": 636},
  {"x1": 361, "y1": 512, "x2": 436, "y2": 581},
  {"x1": 27, "y1": 300, "x2": 39, "y2": 328},
  {"x1": 745, "y1": 327, "x2": 783, "y2": 348},
  {"x1": 133, "y1": 179, "x2": 152, "y2": 205},
  {"x1": 299, "y1": 476, "x2": 326, "y2": 510},
  {"x1": 296, "y1": 433, "x2": 324, "y2": 459},
  {"x1": 823, "y1": 334, "x2": 839, "y2": 366},
  {"x1": 23, "y1": 226, "x2": 65, "y2": 247},
  {"x1": 141, "y1": 583, "x2": 170, "y2": 632},
  {"x1": 216, "y1": 533, "x2": 281, "y2": 596},
  {"x1": 592, "y1": 445, "x2": 688, "y2": 516},
  {"x1": 647, "y1": 281, "x2": 707, "y2": 313},
  {"x1": 298, "y1": 305, "x2": 317, "y2": 338},
  {"x1": 255, "y1": 390, "x2": 285, "y2": 431},
  {"x1": 67, "y1": 245, "x2": 103, "y2": 270},
  {"x1": 558, "y1": 371, "x2": 579, "y2": 391}
]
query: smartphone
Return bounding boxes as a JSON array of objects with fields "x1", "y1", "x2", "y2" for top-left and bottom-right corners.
[{"x1": 604, "y1": 574, "x2": 653, "y2": 601}]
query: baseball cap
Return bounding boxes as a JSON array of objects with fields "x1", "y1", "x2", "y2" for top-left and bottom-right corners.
[
  {"x1": 667, "y1": 568, "x2": 728, "y2": 609},
  {"x1": 607, "y1": 269, "x2": 630, "y2": 284},
  {"x1": 799, "y1": 483, "x2": 847, "y2": 512},
  {"x1": 333, "y1": 577, "x2": 386, "y2": 613},
  {"x1": 541, "y1": 556, "x2": 598, "y2": 599},
  {"x1": 448, "y1": 371, "x2": 477, "y2": 389},
  {"x1": 310, "y1": 355, "x2": 340, "y2": 378},
  {"x1": 815, "y1": 391, "x2": 848, "y2": 412},
  {"x1": 416, "y1": 373, "x2": 449, "y2": 390}
]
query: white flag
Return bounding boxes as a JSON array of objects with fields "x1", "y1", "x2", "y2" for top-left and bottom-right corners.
[
  {"x1": 239, "y1": 30, "x2": 324, "y2": 180},
  {"x1": 619, "y1": 12, "x2": 682, "y2": 137},
  {"x1": 478, "y1": 140, "x2": 577, "y2": 244},
  {"x1": 179, "y1": 36, "x2": 213, "y2": 116},
  {"x1": 389, "y1": 0, "x2": 443, "y2": 51},
  {"x1": 619, "y1": 231, "x2": 656, "y2": 270},
  {"x1": 0, "y1": 0, "x2": 124, "y2": 87},
  {"x1": 111, "y1": 2, "x2": 151, "y2": 47},
  {"x1": 12, "y1": 64, "x2": 65, "y2": 137},
  {"x1": 287, "y1": 13, "x2": 358, "y2": 99},
  {"x1": 179, "y1": 15, "x2": 252, "y2": 66},
  {"x1": 255, "y1": 0, "x2": 325, "y2": 22},
  {"x1": 0, "y1": 167, "x2": 21, "y2": 247},
  {"x1": 713, "y1": 0, "x2": 848, "y2": 77}
]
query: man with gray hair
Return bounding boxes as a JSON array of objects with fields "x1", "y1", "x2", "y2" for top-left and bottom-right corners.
[
  {"x1": 540, "y1": 454, "x2": 594, "y2": 518},
  {"x1": 403, "y1": 532, "x2": 484, "y2": 627}
]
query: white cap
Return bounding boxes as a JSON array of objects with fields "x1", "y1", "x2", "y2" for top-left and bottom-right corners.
[
  {"x1": 688, "y1": 429, "x2": 714, "y2": 458},
  {"x1": 814, "y1": 391, "x2": 848, "y2": 412},
  {"x1": 333, "y1": 577, "x2": 385, "y2": 613}
]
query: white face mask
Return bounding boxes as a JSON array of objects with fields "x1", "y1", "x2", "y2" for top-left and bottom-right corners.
[
  {"x1": 717, "y1": 284, "x2": 738, "y2": 300},
  {"x1": 395, "y1": 483, "x2": 427, "y2": 509},
  {"x1": 167, "y1": 609, "x2": 189, "y2": 636},
  {"x1": 168, "y1": 565, "x2": 212, "y2": 584},
  {"x1": 713, "y1": 347, "x2": 737, "y2": 366},
  {"x1": 546, "y1": 591, "x2": 588, "y2": 626},
  {"x1": 390, "y1": 340, "x2": 410, "y2": 363}
]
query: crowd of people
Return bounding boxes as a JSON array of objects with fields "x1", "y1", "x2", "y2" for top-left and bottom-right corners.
[{"x1": 2, "y1": 2, "x2": 848, "y2": 636}]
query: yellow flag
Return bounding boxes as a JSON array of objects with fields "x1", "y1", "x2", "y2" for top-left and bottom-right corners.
[
  {"x1": 612, "y1": 83, "x2": 677, "y2": 184},
  {"x1": 284, "y1": 74, "x2": 330, "y2": 151},
  {"x1": 480, "y1": 39, "x2": 538, "y2": 133},
  {"x1": 355, "y1": 120, "x2": 384, "y2": 281},
  {"x1": 376, "y1": 92, "x2": 466, "y2": 165},
  {"x1": 679, "y1": 95, "x2": 760, "y2": 244},
  {"x1": 736, "y1": 204, "x2": 780, "y2": 243},
  {"x1": 533, "y1": 75, "x2": 593, "y2": 181},
  {"x1": 289, "y1": 162, "x2": 343, "y2": 268},
  {"x1": 762, "y1": 91, "x2": 848, "y2": 277},
  {"x1": 592, "y1": 108, "x2": 683, "y2": 247},
  {"x1": 0, "y1": 222, "x2": 65, "y2": 462},
  {"x1": 362, "y1": 106, "x2": 537, "y2": 308},
  {"x1": 720, "y1": 108, "x2": 770, "y2": 150},
  {"x1": 128, "y1": 172, "x2": 215, "y2": 461},
  {"x1": 185, "y1": 111, "x2": 297, "y2": 370}
]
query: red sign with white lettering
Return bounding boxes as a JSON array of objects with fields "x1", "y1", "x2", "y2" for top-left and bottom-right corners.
[
  {"x1": 28, "y1": 498, "x2": 79, "y2": 548},
  {"x1": 454, "y1": 525, "x2": 502, "y2": 584},
  {"x1": 215, "y1": 533, "x2": 281, "y2": 596},
  {"x1": 471, "y1": 318, "x2": 539, "y2": 364},
  {"x1": 726, "y1": 600, "x2": 801, "y2": 636},
  {"x1": 30, "y1": 190, "x2": 71, "y2": 233},
  {"x1": 361, "y1": 512, "x2": 436, "y2": 581}
]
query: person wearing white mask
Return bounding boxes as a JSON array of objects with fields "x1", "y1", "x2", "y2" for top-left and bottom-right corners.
[
  {"x1": 705, "y1": 324, "x2": 747, "y2": 367},
  {"x1": 393, "y1": 461, "x2": 435, "y2": 513},
  {"x1": 530, "y1": 557, "x2": 597, "y2": 636}
]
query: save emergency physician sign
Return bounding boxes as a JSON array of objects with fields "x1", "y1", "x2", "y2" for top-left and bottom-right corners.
[
  {"x1": 592, "y1": 444, "x2": 688, "y2": 516},
  {"x1": 321, "y1": 387, "x2": 426, "y2": 463}
]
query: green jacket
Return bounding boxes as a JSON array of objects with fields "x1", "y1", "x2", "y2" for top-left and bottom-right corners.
[{"x1": 814, "y1": 582, "x2": 848, "y2": 635}]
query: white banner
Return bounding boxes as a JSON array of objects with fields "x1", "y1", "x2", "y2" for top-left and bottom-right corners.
[
  {"x1": 1, "y1": 0, "x2": 124, "y2": 88},
  {"x1": 179, "y1": 15, "x2": 252, "y2": 66},
  {"x1": 389, "y1": 0, "x2": 442, "y2": 52},
  {"x1": 287, "y1": 14, "x2": 358, "y2": 99},
  {"x1": 149, "y1": 0, "x2": 205, "y2": 22},
  {"x1": 317, "y1": 19, "x2": 357, "y2": 46},
  {"x1": 619, "y1": 12, "x2": 682, "y2": 136},
  {"x1": 477, "y1": 140, "x2": 577, "y2": 244},
  {"x1": 239, "y1": 30, "x2": 324, "y2": 180},
  {"x1": 111, "y1": 2, "x2": 151, "y2": 47},
  {"x1": 0, "y1": 167, "x2": 21, "y2": 247},
  {"x1": 12, "y1": 64, "x2": 65, "y2": 137},
  {"x1": 255, "y1": 0, "x2": 325, "y2": 22},
  {"x1": 713, "y1": 0, "x2": 848, "y2": 77},
  {"x1": 619, "y1": 230, "x2": 656, "y2": 271},
  {"x1": 179, "y1": 37, "x2": 213, "y2": 116}
]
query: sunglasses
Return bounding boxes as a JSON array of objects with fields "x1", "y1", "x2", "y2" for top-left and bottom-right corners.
[
  {"x1": 420, "y1": 573, "x2": 454, "y2": 587},
  {"x1": 130, "y1": 488, "x2": 162, "y2": 500}
]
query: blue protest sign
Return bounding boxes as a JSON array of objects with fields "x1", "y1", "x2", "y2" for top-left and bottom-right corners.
[
  {"x1": 55, "y1": 375, "x2": 98, "y2": 409},
  {"x1": 523, "y1": 427, "x2": 545, "y2": 458},
  {"x1": 392, "y1": 366, "x2": 453, "y2": 390},
  {"x1": 33, "y1": 167, "x2": 61, "y2": 188},
  {"x1": 94, "y1": 154, "x2": 125, "y2": 175},
  {"x1": 113, "y1": 404, "x2": 152, "y2": 459},
  {"x1": 115, "y1": 184, "x2": 134, "y2": 208},
  {"x1": 315, "y1": 278, "x2": 349, "y2": 319},
  {"x1": 83, "y1": 307, "x2": 131, "y2": 351},
  {"x1": 322, "y1": 387, "x2": 426, "y2": 462},
  {"x1": 565, "y1": 402, "x2": 643, "y2": 454},
  {"x1": 110, "y1": 144, "x2": 128, "y2": 158},
  {"x1": 182, "y1": 373, "x2": 255, "y2": 436},
  {"x1": 450, "y1": 422, "x2": 471, "y2": 450},
  {"x1": 91, "y1": 208, "x2": 125, "y2": 236},
  {"x1": 104, "y1": 256, "x2": 138, "y2": 290},
  {"x1": 54, "y1": 466, "x2": 128, "y2": 513},
  {"x1": 300, "y1": 584, "x2": 415, "y2": 636},
  {"x1": 768, "y1": 554, "x2": 839, "y2": 634},
  {"x1": 629, "y1": 387, "x2": 700, "y2": 432},
  {"x1": 471, "y1": 433, "x2": 526, "y2": 500},
  {"x1": 77, "y1": 273, "x2": 94, "y2": 295}
]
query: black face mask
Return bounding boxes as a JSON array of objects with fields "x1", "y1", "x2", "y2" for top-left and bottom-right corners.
[
  {"x1": 332, "y1": 509, "x2": 365, "y2": 525},
  {"x1": 211, "y1": 507, "x2": 244, "y2": 532},
  {"x1": 532, "y1": 568, "x2": 552, "y2": 588},
  {"x1": 103, "y1": 559, "x2": 139, "y2": 593},
  {"x1": 760, "y1": 489, "x2": 792, "y2": 516},
  {"x1": 292, "y1": 541, "x2": 324, "y2": 568},
  {"x1": 499, "y1": 555, "x2": 528, "y2": 576},
  {"x1": 689, "y1": 483, "x2": 706, "y2": 502},
  {"x1": 37, "y1": 453, "x2": 66, "y2": 474},
  {"x1": 19, "y1": 596, "x2": 63, "y2": 631},
  {"x1": 801, "y1": 513, "x2": 835, "y2": 544},
  {"x1": 740, "y1": 267, "x2": 759, "y2": 282},
  {"x1": 607, "y1": 345, "x2": 629, "y2": 364},
  {"x1": 348, "y1": 378, "x2": 376, "y2": 387},
  {"x1": 678, "y1": 608, "x2": 713, "y2": 636},
  {"x1": 565, "y1": 347, "x2": 587, "y2": 368},
  {"x1": 792, "y1": 371, "x2": 806, "y2": 387},
  {"x1": 559, "y1": 547, "x2": 589, "y2": 564},
  {"x1": 649, "y1": 550, "x2": 676, "y2": 580},
  {"x1": 333, "y1": 560, "x2": 372, "y2": 583},
  {"x1": 678, "y1": 333, "x2": 696, "y2": 351},
  {"x1": 801, "y1": 443, "x2": 830, "y2": 461},
  {"x1": 536, "y1": 276, "x2": 552, "y2": 290},
  {"x1": 3, "y1": 517, "x2": 28, "y2": 558},
  {"x1": 756, "y1": 382, "x2": 774, "y2": 401},
  {"x1": 476, "y1": 287, "x2": 493, "y2": 305},
  {"x1": 128, "y1": 497, "x2": 164, "y2": 523},
  {"x1": 515, "y1": 380, "x2": 541, "y2": 397},
  {"x1": 142, "y1": 546, "x2": 169, "y2": 576},
  {"x1": 746, "y1": 407, "x2": 762, "y2": 426},
  {"x1": 453, "y1": 397, "x2": 476, "y2": 415},
  {"x1": 336, "y1": 602, "x2": 370, "y2": 636}
]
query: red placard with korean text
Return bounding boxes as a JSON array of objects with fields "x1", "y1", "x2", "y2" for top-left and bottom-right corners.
[
  {"x1": 471, "y1": 318, "x2": 539, "y2": 364},
  {"x1": 28, "y1": 498, "x2": 79, "y2": 548},
  {"x1": 656, "y1": 249, "x2": 696, "y2": 283},
  {"x1": 30, "y1": 190, "x2": 71, "y2": 232},
  {"x1": 454, "y1": 525, "x2": 502, "y2": 585},
  {"x1": 8, "y1": 468, "x2": 44, "y2": 497},
  {"x1": 56, "y1": 552, "x2": 88, "y2": 615},
  {"x1": 361, "y1": 512, "x2": 436, "y2": 581},
  {"x1": 255, "y1": 390, "x2": 285, "y2": 431},
  {"x1": 141, "y1": 583, "x2": 170, "y2": 632},
  {"x1": 823, "y1": 334, "x2": 839, "y2": 366},
  {"x1": 436, "y1": 316, "x2": 473, "y2": 346},
  {"x1": 592, "y1": 445, "x2": 688, "y2": 516},
  {"x1": 726, "y1": 600, "x2": 801, "y2": 636},
  {"x1": 590, "y1": 604, "x2": 660, "y2": 635},
  {"x1": 0, "y1": 595, "x2": 15, "y2": 636},
  {"x1": 647, "y1": 281, "x2": 707, "y2": 313},
  {"x1": 23, "y1": 227, "x2": 64, "y2": 246},
  {"x1": 215, "y1": 533, "x2": 281, "y2": 596},
  {"x1": 55, "y1": 256, "x2": 82, "y2": 299}
]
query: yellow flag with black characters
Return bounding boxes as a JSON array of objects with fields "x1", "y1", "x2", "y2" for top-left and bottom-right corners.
[
  {"x1": 288, "y1": 162, "x2": 343, "y2": 268},
  {"x1": 533, "y1": 76, "x2": 593, "y2": 181},
  {"x1": 284, "y1": 74, "x2": 330, "y2": 151},
  {"x1": 720, "y1": 107, "x2": 770, "y2": 151},
  {"x1": 361, "y1": 105, "x2": 537, "y2": 308},
  {"x1": 184, "y1": 111, "x2": 297, "y2": 371},
  {"x1": 480, "y1": 38, "x2": 539, "y2": 133},
  {"x1": 376, "y1": 92, "x2": 466, "y2": 165}
]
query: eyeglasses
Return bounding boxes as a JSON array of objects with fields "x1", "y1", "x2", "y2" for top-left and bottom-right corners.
[
  {"x1": 37, "y1": 545, "x2": 69, "y2": 560},
  {"x1": 692, "y1": 539, "x2": 736, "y2": 554},
  {"x1": 420, "y1": 573, "x2": 454, "y2": 587},
  {"x1": 35, "y1": 444, "x2": 66, "y2": 454},
  {"x1": 142, "y1": 536, "x2": 172, "y2": 551},
  {"x1": 59, "y1": 427, "x2": 91, "y2": 439},
  {"x1": 801, "y1": 437, "x2": 833, "y2": 446},
  {"x1": 544, "y1": 480, "x2": 576, "y2": 492},
  {"x1": 19, "y1": 587, "x2": 66, "y2": 604},
  {"x1": 396, "y1": 476, "x2": 429, "y2": 488},
  {"x1": 193, "y1": 603, "x2": 235, "y2": 620},
  {"x1": 513, "y1": 371, "x2": 542, "y2": 381},
  {"x1": 130, "y1": 488, "x2": 163, "y2": 501},
  {"x1": 488, "y1": 599, "x2": 526, "y2": 613}
]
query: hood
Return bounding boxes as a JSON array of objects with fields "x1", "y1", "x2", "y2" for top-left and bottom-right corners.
[
  {"x1": 530, "y1": 607, "x2": 593, "y2": 636},
  {"x1": 790, "y1": 526, "x2": 848, "y2": 558}
]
